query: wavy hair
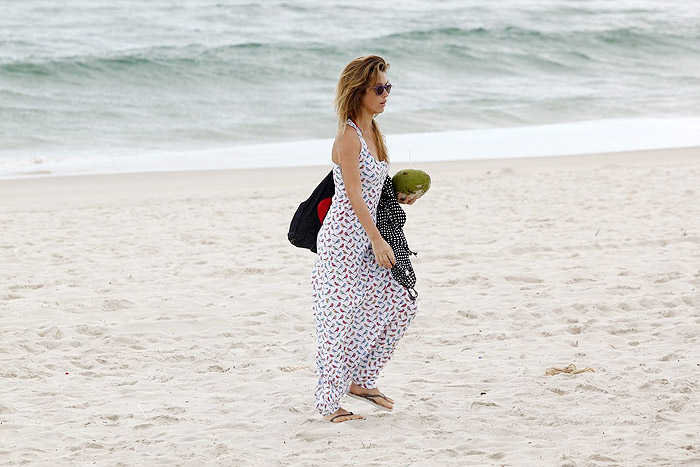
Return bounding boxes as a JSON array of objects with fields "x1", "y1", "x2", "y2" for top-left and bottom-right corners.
[{"x1": 334, "y1": 55, "x2": 390, "y2": 162}]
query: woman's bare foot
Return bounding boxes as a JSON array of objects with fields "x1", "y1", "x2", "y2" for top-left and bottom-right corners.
[
  {"x1": 348, "y1": 382, "x2": 394, "y2": 410},
  {"x1": 323, "y1": 407, "x2": 365, "y2": 423}
]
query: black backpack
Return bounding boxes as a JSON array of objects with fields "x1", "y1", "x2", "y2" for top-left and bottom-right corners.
[{"x1": 287, "y1": 171, "x2": 334, "y2": 253}]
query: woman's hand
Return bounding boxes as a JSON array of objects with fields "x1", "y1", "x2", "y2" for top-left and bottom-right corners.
[
  {"x1": 371, "y1": 237, "x2": 395, "y2": 268},
  {"x1": 397, "y1": 193, "x2": 422, "y2": 205}
]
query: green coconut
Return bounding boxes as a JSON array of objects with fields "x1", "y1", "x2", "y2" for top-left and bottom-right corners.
[{"x1": 392, "y1": 169, "x2": 431, "y2": 197}]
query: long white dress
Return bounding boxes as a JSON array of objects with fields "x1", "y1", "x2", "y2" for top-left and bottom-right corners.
[{"x1": 310, "y1": 119, "x2": 418, "y2": 416}]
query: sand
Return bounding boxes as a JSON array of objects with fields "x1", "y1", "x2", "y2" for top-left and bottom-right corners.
[{"x1": 1, "y1": 146, "x2": 699, "y2": 466}]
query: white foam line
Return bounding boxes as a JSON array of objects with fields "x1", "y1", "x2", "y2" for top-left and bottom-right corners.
[{"x1": 2, "y1": 117, "x2": 700, "y2": 179}]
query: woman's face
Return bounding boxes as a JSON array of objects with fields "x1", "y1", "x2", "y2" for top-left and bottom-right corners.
[{"x1": 361, "y1": 71, "x2": 389, "y2": 116}]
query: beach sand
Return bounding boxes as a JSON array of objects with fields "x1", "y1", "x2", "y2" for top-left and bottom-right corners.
[{"x1": 1, "y1": 146, "x2": 699, "y2": 466}]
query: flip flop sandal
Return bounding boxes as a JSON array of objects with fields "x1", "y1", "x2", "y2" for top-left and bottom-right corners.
[
  {"x1": 329, "y1": 411, "x2": 358, "y2": 423},
  {"x1": 347, "y1": 392, "x2": 393, "y2": 411}
]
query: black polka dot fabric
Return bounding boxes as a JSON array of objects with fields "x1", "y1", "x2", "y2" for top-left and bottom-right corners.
[{"x1": 377, "y1": 175, "x2": 418, "y2": 301}]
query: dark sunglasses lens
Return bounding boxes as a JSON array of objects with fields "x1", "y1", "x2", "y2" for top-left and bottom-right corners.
[
  {"x1": 385, "y1": 84, "x2": 392, "y2": 94},
  {"x1": 375, "y1": 86, "x2": 384, "y2": 95}
]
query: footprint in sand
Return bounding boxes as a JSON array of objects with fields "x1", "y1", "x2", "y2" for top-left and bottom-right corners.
[
  {"x1": 504, "y1": 276, "x2": 544, "y2": 284},
  {"x1": 37, "y1": 326, "x2": 64, "y2": 339},
  {"x1": 102, "y1": 299, "x2": 134, "y2": 311},
  {"x1": 8, "y1": 283, "x2": 44, "y2": 290}
]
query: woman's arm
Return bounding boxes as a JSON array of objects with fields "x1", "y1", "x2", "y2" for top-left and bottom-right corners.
[{"x1": 335, "y1": 128, "x2": 395, "y2": 268}]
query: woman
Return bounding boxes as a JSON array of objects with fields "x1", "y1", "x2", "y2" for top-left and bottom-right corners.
[{"x1": 311, "y1": 55, "x2": 420, "y2": 423}]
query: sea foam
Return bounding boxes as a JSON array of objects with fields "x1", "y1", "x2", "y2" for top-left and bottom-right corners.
[{"x1": 2, "y1": 117, "x2": 699, "y2": 179}]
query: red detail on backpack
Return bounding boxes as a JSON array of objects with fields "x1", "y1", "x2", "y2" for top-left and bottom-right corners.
[{"x1": 318, "y1": 198, "x2": 332, "y2": 223}]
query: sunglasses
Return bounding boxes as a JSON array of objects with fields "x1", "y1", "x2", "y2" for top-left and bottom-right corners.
[{"x1": 368, "y1": 83, "x2": 392, "y2": 95}]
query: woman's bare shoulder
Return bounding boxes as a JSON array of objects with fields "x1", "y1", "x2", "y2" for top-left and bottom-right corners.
[
  {"x1": 336, "y1": 124, "x2": 361, "y2": 145},
  {"x1": 332, "y1": 125, "x2": 361, "y2": 163}
]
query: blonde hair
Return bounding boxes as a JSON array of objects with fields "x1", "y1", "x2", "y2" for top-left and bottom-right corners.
[{"x1": 334, "y1": 55, "x2": 390, "y2": 162}]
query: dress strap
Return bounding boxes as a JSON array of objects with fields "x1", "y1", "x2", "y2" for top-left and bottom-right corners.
[
  {"x1": 345, "y1": 119, "x2": 368, "y2": 151},
  {"x1": 345, "y1": 118, "x2": 362, "y2": 135}
]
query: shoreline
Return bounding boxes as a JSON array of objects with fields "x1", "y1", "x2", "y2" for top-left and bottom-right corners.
[
  {"x1": 3, "y1": 116, "x2": 700, "y2": 181},
  {"x1": 2, "y1": 145, "x2": 699, "y2": 210}
]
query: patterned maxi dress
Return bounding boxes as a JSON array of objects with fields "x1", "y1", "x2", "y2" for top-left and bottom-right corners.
[{"x1": 311, "y1": 119, "x2": 418, "y2": 416}]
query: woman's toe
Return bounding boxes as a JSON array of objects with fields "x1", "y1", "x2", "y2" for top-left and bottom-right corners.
[
  {"x1": 380, "y1": 393, "x2": 394, "y2": 404},
  {"x1": 334, "y1": 414, "x2": 364, "y2": 423}
]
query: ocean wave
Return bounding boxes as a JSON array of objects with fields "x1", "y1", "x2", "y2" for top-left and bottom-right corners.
[
  {"x1": 0, "y1": 41, "x2": 343, "y2": 82},
  {"x1": 380, "y1": 25, "x2": 700, "y2": 49},
  {"x1": 0, "y1": 42, "x2": 261, "y2": 68},
  {"x1": 2, "y1": 23, "x2": 698, "y2": 82}
]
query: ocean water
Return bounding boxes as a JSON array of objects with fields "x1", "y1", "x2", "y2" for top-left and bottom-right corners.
[{"x1": 2, "y1": 0, "x2": 700, "y2": 177}]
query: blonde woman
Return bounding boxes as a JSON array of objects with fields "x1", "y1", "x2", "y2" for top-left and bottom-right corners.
[{"x1": 311, "y1": 55, "x2": 420, "y2": 423}]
